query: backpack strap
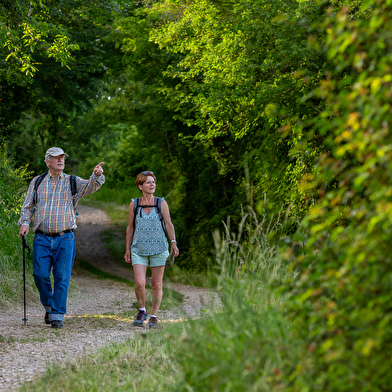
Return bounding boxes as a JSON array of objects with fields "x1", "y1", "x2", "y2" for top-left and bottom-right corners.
[
  {"x1": 155, "y1": 197, "x2": 166, "y2": 232},
  {"x1": 32, "y1": 172, "x2": 48, "y2": 204},
  {"x1": 133, "y1": 197, "x2": 141, "y2": 216},
  {"x1": 70, "y1": 175, "x2": 77, "y2": 207},
  {"x1": 133, "y1": 197, "x2": 141, "y2": 228},
  {"x1": 132, "y1": 197, "x2": 166, "y2": 233}
]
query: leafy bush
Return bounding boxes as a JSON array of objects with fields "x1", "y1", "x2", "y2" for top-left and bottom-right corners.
[
  {"x1": 281, "y1": 1, "x2": 392, "y2": 390},
  {"x1": 0, "y1": 143, "x2": 31, "y2": 221},
  {"x1": 0, "y1": 143, "x2": 36, "y2": 306}
]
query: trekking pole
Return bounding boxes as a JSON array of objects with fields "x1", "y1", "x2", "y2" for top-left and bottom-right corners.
[{"x1": 22, "y1": 234, "x2": 30, "y2": 325}]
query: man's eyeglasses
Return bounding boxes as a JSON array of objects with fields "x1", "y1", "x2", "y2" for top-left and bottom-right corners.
[{"x1": 141, "y1": 171, "x2": 154, "y2": 175}]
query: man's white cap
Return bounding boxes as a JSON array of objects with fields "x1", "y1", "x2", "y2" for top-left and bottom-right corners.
[{"x1": 44, "y1": 147, "x2": 69, "y2": 162}]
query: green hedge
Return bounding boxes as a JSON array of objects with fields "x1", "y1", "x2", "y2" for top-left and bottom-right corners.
[{"x1": 0, "y1": 143, "x2": 36, "y2": 306}]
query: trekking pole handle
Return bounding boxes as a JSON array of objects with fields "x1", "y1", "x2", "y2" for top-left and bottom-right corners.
[{"x1": 22, "y1": 234, "x2": 31, "y2": 253}]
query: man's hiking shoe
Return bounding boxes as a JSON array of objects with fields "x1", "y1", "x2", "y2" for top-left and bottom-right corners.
[
  {"x1": 45, "y1": 312, "x2": 51, "y2": 325},
  {"x1": 148, "y1": 316, "x2": 158, "y2": 328},
  {"x1": 51, "y1": 320, "x2": 63, "y2": 329},
  {"x1": 133, "y1": 310, "x2": 148, "y2": 327}
]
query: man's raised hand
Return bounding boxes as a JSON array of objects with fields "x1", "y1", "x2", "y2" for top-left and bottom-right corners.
[{"x1": 94, "y1": 162, "x2": 105, "y2": 176}]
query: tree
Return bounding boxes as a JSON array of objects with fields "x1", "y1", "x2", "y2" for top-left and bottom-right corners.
[
  {"x1": 1, "y1": 0, "x2": 125, "y2": 172},
  {"x1": 147, "y1": 0, "x2": 325, "y2": 217},
  {"x1": 0, "y1": 0, "x2": 79, "y2": 81}
]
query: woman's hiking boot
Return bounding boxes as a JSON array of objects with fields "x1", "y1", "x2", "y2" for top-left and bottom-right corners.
[
  {"x1": 148, "y1": 316, "x2": 158, "y2": 328},
  {"x1": 133, "y1": 310, "x2": 148, "y2": 326}
]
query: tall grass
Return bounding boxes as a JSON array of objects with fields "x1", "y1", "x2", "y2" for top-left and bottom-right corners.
[
  {"x1": 171, "y1": 206, "x2": 300, "y2": 391},
  {"x1": 214, "y1": 205, "x2": 292, "y2": 307}
]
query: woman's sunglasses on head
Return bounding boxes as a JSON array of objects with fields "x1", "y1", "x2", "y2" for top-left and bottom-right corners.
[{"x1": 141, "y1": 171, "x2": 154, "y2": 175}]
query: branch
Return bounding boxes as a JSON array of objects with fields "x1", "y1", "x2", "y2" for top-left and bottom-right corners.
[{"x1": 25, "y1": 0, "x2": 32, "y2": 30}]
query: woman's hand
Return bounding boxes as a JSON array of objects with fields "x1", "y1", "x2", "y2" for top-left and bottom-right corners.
[
  {"x1": 171, "y1": 242, "x2": 179, "y2": 257},
  {"x1": 124, "y1": 250, "x2": 132, "y2": 264}
]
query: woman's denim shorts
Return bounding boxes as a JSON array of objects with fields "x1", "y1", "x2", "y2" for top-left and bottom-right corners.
[{"x1": 131, "y1": 250, "x2": 169, "y2": 267}]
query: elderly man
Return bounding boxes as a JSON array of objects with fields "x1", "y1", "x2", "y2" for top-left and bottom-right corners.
[{"x1": 18, "y1": 147, "x2": 105, "y2": 328}]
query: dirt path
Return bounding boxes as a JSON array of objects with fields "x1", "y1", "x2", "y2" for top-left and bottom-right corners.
[{"x1": 0, "y1": 205, "x2": 215, "y2": 391}]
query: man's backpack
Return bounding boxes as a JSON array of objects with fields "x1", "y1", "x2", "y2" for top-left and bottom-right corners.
[
  {"x1": 33, "y1": 172, "x2": 77, "y2": 209},
  {"x1": 133, "y1": 197, "x2": 165, "y2": 232}
]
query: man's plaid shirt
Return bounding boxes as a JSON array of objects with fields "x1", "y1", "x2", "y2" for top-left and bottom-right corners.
[{"x1": 18, "y1": 171, "x2": 105, "y2": 233}]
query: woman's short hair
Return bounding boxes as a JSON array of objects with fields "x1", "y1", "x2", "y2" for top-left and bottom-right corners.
[{"x1": 136, "y1": 171, "x2": 156, "y2": 191}]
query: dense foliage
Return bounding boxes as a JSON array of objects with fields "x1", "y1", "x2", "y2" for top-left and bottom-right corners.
[{"x1": 282, "y1": 2, "x2": 392, "y2": 390}]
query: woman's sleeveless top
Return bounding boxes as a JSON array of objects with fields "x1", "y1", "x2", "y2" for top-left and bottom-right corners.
[{"x1": 131, "y1": 199, "x2": 168, "y2": 256}]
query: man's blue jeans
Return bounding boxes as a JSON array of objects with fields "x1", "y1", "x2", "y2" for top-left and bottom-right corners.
[{"x1": 33, "y1": 231, "x2": 76, "y2": 322}]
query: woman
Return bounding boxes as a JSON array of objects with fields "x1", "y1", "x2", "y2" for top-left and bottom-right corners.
[{"x1": 124, "y1": 171, "x2": 179, "y2": 328}]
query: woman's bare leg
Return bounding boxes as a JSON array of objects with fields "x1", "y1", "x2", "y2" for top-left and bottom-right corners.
[
  {"x1": 150, "y1": 266, "x2": 165, "y2": 315},
  {"x1": 133, "y1": 264, "x2": 147, "y2": 308}
]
